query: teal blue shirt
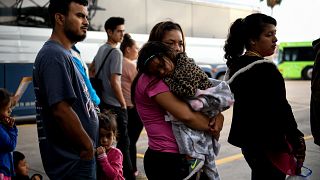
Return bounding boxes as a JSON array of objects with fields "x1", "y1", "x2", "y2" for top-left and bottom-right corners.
[{"x1": 72, "y1": 46, "x2": 100, "y2": 106}]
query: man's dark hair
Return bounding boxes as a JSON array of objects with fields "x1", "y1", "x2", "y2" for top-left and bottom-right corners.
[
  {"x1": 104, "y1": 17, "x2": 125, "y2": 33},
  {"x1": 48, "y1": 0, "x2": 88, "y2": 28}
]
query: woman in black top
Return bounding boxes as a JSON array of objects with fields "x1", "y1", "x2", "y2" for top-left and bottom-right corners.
[{"x1": 224, "y1": 13, "x2": 306, "y2": 180}]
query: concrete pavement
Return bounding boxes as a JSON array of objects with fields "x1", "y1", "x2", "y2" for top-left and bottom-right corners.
[
  {"x1": 15, "y1": 80, "x2": 320, "y2": 179},
  {"x1": 15, "y1": 125, "x2": 320, "y2": 180}
]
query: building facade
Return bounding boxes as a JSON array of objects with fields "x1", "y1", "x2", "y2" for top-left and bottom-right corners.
[{"x1": 91, "y1": 0, "x2": 259, "y2": 38}]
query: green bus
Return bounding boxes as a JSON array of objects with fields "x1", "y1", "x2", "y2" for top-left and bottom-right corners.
[{"x1": 277, "y1": 41, "x2": 315, "y2": 80}]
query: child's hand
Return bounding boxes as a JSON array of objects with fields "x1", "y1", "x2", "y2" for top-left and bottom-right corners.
[
  {"x1": 96, "y1": 146, "x2": 105, "y2": 156},
  {"x1": 1, "y1": 116, "x2": 15, "y2": 128}
]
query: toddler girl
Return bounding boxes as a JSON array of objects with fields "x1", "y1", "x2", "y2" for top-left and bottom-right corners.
[
  {"x1": 0, "y1": 88, "x2": 18, "y2": 180},
  {"x1": 96, "y1": 111, "x2": 124, "y2": 180}
]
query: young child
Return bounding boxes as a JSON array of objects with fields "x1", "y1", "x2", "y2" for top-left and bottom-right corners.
[
  {"x1": 138, "y1": 42, "x2": 234, "y2": 180},
  {"x1": 12, "y1": 151, "x2": 42, "y2": 180},
  {"x1": 0, "y1": 88, "x2": 18, "y2": 180},
  {"x1": 96, "y1": 111, "x2": 125, "y2": 180}
]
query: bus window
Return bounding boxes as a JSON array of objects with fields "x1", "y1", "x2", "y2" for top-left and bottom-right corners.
[
  {"x1": 277, "y1": 42, "x2": 314, "y2": 80},
  {"x1": 282, "y1": 47, "x2": 315, "y2": 62}
]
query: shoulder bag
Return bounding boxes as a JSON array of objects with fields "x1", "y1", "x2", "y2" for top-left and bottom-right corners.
[{"x1": 90, "y1": 48, "x2": 114, "y2": 98}]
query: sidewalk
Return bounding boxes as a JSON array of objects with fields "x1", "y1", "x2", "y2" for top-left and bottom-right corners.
[
  {"x1": 303, "y1": 137, "x2": 320, "y2": 180},
  {"x1": 16, "y1": 124, "x2": 319, "y2": 180}
]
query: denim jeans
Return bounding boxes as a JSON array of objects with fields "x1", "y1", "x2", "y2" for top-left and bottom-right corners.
[{"x1": 63, "y1": 159, "x2": 96, "y2": 180}]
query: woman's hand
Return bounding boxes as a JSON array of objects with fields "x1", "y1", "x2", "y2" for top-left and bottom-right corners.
[
  {"x1": 293, "y1": 137, "x2": 306, "y2": 174},
  {"x1": 208, "y1": 113, "x2": 224, "y2": 139}
]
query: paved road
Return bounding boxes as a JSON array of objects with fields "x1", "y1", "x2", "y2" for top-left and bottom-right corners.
[{"x1": 16, "y1": 80, "x2": 320, "y2": 179}]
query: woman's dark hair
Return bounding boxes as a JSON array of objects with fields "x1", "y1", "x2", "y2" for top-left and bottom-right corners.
[
  {"x1": 98, "y1": 110, "x2": 118, "y2": 139},
  {"x1": 131, "y1": 41, "x2": 176, "y2": 104},
  {"x1": 148, "y1": 21, "x2": 186, "y2": 52},
  {"x1": 48, "y1": 0, "x2": 88, "y2": 28},
  {"x1": 120, "y1": 33, "x2": 136, "y2": 54},
  {"x1": 224, "y1": 13, "x2": 277, "y2": 67},
  {"x1": 0, "y1": 88, "x2": 11, "y2": 111}
]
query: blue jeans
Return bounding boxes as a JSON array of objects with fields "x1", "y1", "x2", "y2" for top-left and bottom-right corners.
[{"x1": 63, "y1": 159, "x2": 96, "y2": 180}]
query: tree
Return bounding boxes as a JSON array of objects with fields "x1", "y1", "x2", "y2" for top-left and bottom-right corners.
[{"x1": 260, "y1": 0, "x2": 282, "y2": 15}]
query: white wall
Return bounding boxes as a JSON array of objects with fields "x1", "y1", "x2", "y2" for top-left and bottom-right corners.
[
  {"x1": 0, "y1": 0, "x2": 258, "y2": 38},
  {"x1": 91, "y1": 0, "x2": 258, "y2": 38}
]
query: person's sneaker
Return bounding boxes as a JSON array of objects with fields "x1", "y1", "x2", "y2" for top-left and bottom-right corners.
[{"x1": 183, "y1": 158, "x2": 204, "y2": 180}]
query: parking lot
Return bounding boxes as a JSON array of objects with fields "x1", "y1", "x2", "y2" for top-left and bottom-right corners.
[{"x1": 16, "y1": 80, "x2": 320, "y2": 179}]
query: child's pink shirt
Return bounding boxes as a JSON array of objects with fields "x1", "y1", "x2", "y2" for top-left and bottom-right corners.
[
  {"x1": 135, "y1": 74, "x2": 179, "y2": 153},
  {"x1": 97, "y1": 147, "x2": 124, "y2": 180}
]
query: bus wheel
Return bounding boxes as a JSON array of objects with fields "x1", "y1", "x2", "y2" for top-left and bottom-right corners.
[{"x1": 302, "y1": 66, "x2": 313, "y2": 80}]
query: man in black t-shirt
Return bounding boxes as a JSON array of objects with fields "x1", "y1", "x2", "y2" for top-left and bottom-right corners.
[{"x1": 311, "y1": 38, "x2": 320, "y2": 146}]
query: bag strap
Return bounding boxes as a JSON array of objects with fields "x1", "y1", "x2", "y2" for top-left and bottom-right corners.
[{"x1": 95, "y1": 48, "x2": 115, "y2": 78}]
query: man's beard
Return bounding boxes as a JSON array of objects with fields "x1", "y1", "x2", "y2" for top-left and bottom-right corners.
[{"x1": 64, "y1": 26, "x2": 86, "y2": 43}]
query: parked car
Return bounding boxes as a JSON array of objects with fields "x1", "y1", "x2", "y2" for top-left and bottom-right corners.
[{"x1": 198, "y1": 63, "x2": 227, "y2": 80}]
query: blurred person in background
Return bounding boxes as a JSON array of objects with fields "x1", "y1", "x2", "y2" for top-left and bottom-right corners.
[
  {"x1": 92, "y1": 17, "x2": 135, "y2": 180},
  {"x1": 310, "y1": 38, "x2": 320, "y2": 146},
  {"x1": 120, "y1": 33, "x2": 143, "y2": 177}
]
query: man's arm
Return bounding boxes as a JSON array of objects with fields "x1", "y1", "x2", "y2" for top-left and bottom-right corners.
[
  {"x1": 110, "y1": 73, "x2": 126, "y2": 108},
  {"x1": 52, "y1": 101, "x2": 94, "y2": 160}
]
